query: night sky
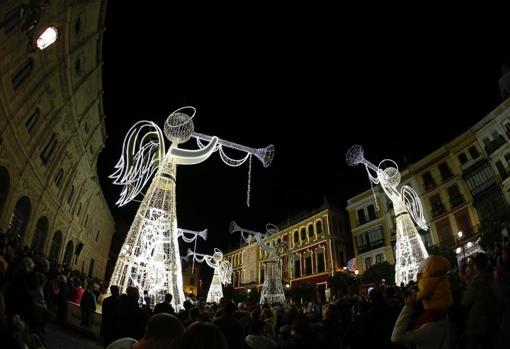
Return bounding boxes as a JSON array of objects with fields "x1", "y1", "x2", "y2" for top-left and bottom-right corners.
[{"x1": 99, "y1": 5, "x2": 510, "y2": 268}]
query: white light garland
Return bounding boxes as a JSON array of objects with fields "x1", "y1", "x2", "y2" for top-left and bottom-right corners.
[
  {"x1": 109, "y1": 107, "x2": 274, "y2": 310},
  {"x1": 346, "y1": 145, "x2": 429, "y2": 286},
  {"x1": 230, "y1": 221, "x2": 287, "y2": 304}
]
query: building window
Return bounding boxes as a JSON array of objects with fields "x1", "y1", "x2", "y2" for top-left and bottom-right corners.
[
  {"x1": 317, "y1": 250, "x2": 325, "y2": 272},
  {"x1": 357, "y1": 209, "x2": 366, "y2": 225},
  {"x1": 54, "y1": 169, "x2": 64, "y2": 188},
  {"x1": 260, "y1": 266, "x2": 265, "y2": 284},
  {"x1": 429, "y1": 194, "x2": 445, "y2": 217},
  {"x1": 75, "y1": 17, "x2": 81, "y2": 34},
  {"x1": 422, "y1": 171, "x2": 436, "y2": 190},
  {"x1": 294, "y1": 259, "x2": 301, "y2": 278},
  {"x1": 307, "y1": 225, "x2": 314, "y2": 239},
  {"x1": 468, "y1": 146, "x2": 480, "y2": 160},
  {"x1": 77, "y1": 203, "x2": 82, "y2": 217},
  {"x1": 316, "y1": 221, "x2": 323, "y2": 235},
  {"x1": 419, "y1": 231, "x2": 433, "y2": 247},
  {"x1": 305, "y1": 255, "x2": 313, "y2": 275},
  {"x1": 375, "y1": 254, "x2": 384, "y2": 264},
  {"x1": 356, "y1": 225, "x2": 385, "y2": 253},
  {"x1": 435, "y1": 218, "x2": 453, "y2": 245},
  {"x1": 25, "y1": 107, "x2": 40, "y2": 132},
  {"x1": 367, "y1": 204, "x2": 377, "y2": 221},
  {"x1": 293, "y1": 231, "x2": 299, "y2": 244},
  {"x1": 11, "y1": 58, "x2": 34, "y2": 89},
  {"x1": 40, "y1": 133, "x2": 57, "y2": 165},
  {"x1": 495, "y1": 160, "x2": 509, "y2": 180},
  {"x1": 84, "y1": 214, "x2": 89, "y2": 227},
  {"x1": 88, "y1": 258, "x2": 95, "y2": 278},
  {"x1": 365, "y1": 257, "x2": 373, "y2": 270},
  {"x1": 3, "y1": 7, "x2": 23, "y2": 33},
  {"x1": 458, "y1": 153, "x2": 468, "y2": 165},
  {"x1": 447, "y1": 184, "x2": 465, "y2": 208},
  {"x1": 464, "y1": 160, "x2": 498, "y2": 196},
  {"x1": 300, "y1": 228, "x2": 306, "y2": 241},
  {"x1": 438, "y1": 162, "x2": 453, "y2": 181},
  {"x1": 75, "y1": 59, "x2": 81, "y2": 73},
  {"x1": 95, "y1": 231, "x2": 99, "y2": 242},
  {"x1": 68, "y1": 185, "x2": 75, "y2": 204},
  {"x1": 10, "y1": 196, "x2": 32, "y2": 241}
]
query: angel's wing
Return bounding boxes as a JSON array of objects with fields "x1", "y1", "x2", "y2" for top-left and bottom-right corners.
[
  {"x1": 401, "y1": 185, "x2": 429, "y2": 231},
  {"x1": 109, "y1": 121, "x2": 165, "y2": 206},
  {"x1": 218, "y1": 260, "x2": 233, "y2": 285}
]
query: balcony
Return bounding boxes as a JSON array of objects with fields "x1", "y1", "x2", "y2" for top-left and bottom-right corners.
[
  {"x1": 357, "y1": 239, "x2": 385, "y2": 254},
  {"x1": 484, "y1": 135, "x2": 506, "y2": 155},
  {"x1": 449, "y1": 195, "x2": 466, "y2": 209}
]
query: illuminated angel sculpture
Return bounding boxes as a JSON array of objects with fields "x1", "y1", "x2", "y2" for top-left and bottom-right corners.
[
  {"x1": 184, "y1": 248, "x2": 232, "y2": 303},
  {"x1": 109, "y1": 106, "x2": 274, "y2": 310},
  {"x1": 346, "y1": 145, "x2": 429, "y2": 286},
  {"x1": 230, "y1": 221, "x2": 288, "y2": 304}
]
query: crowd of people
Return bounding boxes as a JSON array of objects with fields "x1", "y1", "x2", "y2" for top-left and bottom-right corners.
[{"x1": 0, "y1": 227, "x2": 509, "y2": 349}]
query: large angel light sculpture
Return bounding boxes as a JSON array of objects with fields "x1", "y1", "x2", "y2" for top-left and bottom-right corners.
[
  {"x1": 184, "y1": 248, "x2": 232, "y2": 303},
  {"x1": 230, "y1": 221, "x2": 288, "y2": 304},
  {"x1": 109, "y1": 106, "x2": 274, "y2": 310},
  {"x1": 346, "y1": 145, "x2": 429, "y2": 286}
]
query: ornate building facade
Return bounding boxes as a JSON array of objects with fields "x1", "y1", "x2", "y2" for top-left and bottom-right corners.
[
  {"x1": 224, "y1": 206, "x2": 353, "y2": 301},
  {"x1": 0, "y1": 0, "x2": 115, "y2": 278}
]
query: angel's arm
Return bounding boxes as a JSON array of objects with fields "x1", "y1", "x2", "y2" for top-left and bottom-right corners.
[{"x1": 169, "y1": 137, "x2": 218, "y2": 165}]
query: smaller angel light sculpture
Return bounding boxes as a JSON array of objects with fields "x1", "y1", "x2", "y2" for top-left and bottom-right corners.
[
  {"x1": 184, "y1": 248, "x2": 232, "y2": 304},
  {"x1": 346, "y1": 145, "x2": 429, "y2": 286},
  {"x1": 230, "y1": 221, "x2": 288, "y2": 304}
]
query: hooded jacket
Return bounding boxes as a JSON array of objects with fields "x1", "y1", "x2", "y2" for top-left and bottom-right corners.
[{"x1": 415, "y1": 255, "x2": 453, "y2": 310}]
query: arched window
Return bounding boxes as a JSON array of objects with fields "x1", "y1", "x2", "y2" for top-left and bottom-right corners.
[
  {"x1": 25, "y1": 107, "x2": 39, "y2": 132},
  {"x1": 63, "y1": 240, "x2": 74, "y2": 267},
  {"x1": 54, "y1": 169, "x2": 64, "y2": 188},
  {"x1": 300, "y1": 228, "x2": 306, "y2": 241},
  {"x1": 11, "y1": 58, "x2": 34, "y2": 89},
  {"x1": 67, "y1": 185, "x2": 75, "y2": 204},
  {"x1": 9, "y1": 196, "x2": 31, "y2": 241},
  {"x1": 316, "y1": 221, "x2": 323, "y2": 235},
  {"x1": 31, "y1": 216, "x2": 49, "y2": 253},
  {"x1": 307, "y1": 225, "x2": 314, "y2": 239},
  {"x1": 293, "y1": 231, "x2": 299, "y2": 244},
  {"x1": 49, "y1": 230, "x2": 63, "y2": 262},
  {"x1": 40, "y1": 133, "x2": 57, "y2": 165},
  {"x1": 0, "y1": 167, "x2": 10, "y2": 221}
]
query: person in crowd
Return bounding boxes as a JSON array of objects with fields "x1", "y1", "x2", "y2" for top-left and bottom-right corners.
[
  {"x1": 153, "y1": 293, "x2": 175, "y2": 315},
  {"x1": 391, "y1": 292, "x2": 449, "y2": 349},
  {"x1": 461, "y1": 252, "x2": 502, "y2": 349},
  {"x1": 180, "y1": 321, "x2": 228, "y2": 349},
  {"x1": 114, "y1": 287, "x2": 150, "y2": 341},
  {"x1": 101, "y1": 285, "x2": 120, "y2": 347},
  {"x1": 413, "y1": 255, "x2": 453, "y2": 329},
  {"x1": 246, "y1": 319, "x2": 277, "y2": 349},
  {"x1": 107, "y1": 313, "x2": 184, "y2": 349},
  {"x1": 213, "y1": 302, "x2": 244, "y2": 349},
  {"x1": 80, "y1": 283, "x2": 97, "y2": 327}
]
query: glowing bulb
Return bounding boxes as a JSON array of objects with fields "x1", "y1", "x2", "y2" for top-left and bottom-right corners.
[
  {"x1": 343, "y1": 267, "x2": 347, "y2": 270},
  {"x1": 247, "y1": 289, "x2": 251, "y2": 293},
  {"x1": 458, "y1": 231, "x2": 463, "y2": 239},
  {"x1": 466, "y1": 242, "x2": 473, "y2": 248},
  {"x1": 285, "y1": 284, "x2": 290, "y2": 289},
  {"x1": 456, "y1": 247, "x2": 462, "y2": 254},
  {"x1": 36, "y1": 26, "x2": 58, "y2": 50},
  {"x1": 354, "y1": 270, "x2": 359, "y2": 275}
]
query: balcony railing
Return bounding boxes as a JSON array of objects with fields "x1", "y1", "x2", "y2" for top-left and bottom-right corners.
[
  {"x1": 484, "y1": 135, "x2": 506, "y2": 155},
  {"x1": 357, "y1": 239, "x2": 385, "y2": 254}
]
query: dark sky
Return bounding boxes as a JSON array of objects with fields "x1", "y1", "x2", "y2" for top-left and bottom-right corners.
[{"x1": 99, "y1": 5, "x2": 510, "y2": 262}]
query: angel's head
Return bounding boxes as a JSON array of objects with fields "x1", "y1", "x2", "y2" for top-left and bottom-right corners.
[
  {"x1": 212, "y1": 248, "x2": 223, "y2": 263},
  {"x1": 164, "y1": 107, "x2": 196, "y2": 144},
  {"x1": 383, "y1": 167, "x2": 401, "y2": 187}
]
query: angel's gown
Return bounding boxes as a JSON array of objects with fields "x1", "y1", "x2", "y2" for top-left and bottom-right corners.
[
  {"x1": 380, "y1": 173, "x2": 429, "y2": 286},
  {"x1": 109, "y1": 153, "x2": 185, "y2": 310},
  {"x1": 206, "y1": 263, "x2": 223, "y2": 304},
  {"x1": 259, "y1": 241, "x2": 286, "y2": 304}
]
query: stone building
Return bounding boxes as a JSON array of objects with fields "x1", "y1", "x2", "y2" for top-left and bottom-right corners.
[{"x1": 0, "y1": 0, "x2": 115, "y2": 278}]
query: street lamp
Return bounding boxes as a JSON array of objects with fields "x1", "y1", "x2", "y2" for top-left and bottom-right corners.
[
  {"x1": 354, "y1": 270, "x2": 359, "y2": 275},
  {"x1": 285, "y1": 283, "x2": 290, "y2": 289},
  {"x1": 456, "y1": 231, "x2": 466, "y2": 258}
]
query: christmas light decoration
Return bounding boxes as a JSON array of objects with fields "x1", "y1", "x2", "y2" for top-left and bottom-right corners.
[
  {"x1": 184, "y1": 248, "x2": 232, "y2": 303},
  {"x1": 230, "y1": 221, "x2": 288, "y2": 304},
  {"x1": 346, "y1": 145, "x2": 429, "y2": 286},
  {"x1": 109, "y1": 106, "x2": 274, "y2": 310}
]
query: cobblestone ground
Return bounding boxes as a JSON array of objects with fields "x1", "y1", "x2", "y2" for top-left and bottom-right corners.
[{"x1": 45, "y1": 322, "x2": 103, "y2": 349}]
